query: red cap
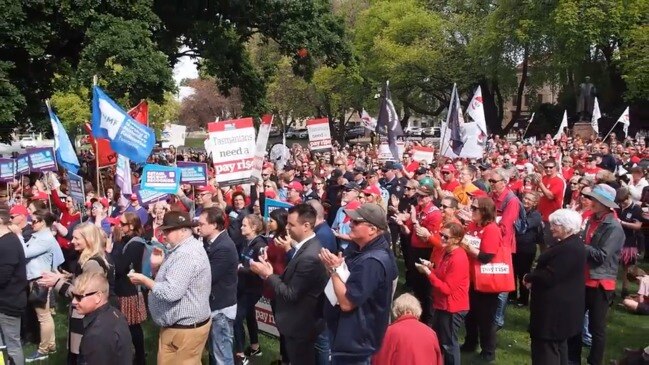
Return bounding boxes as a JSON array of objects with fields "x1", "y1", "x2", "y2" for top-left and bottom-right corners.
[
  {"x1": 9, "y1": 205, "x2": 29, "y2": 217},
  {"x1": 630, "y1": 156, "x2": 640, "y2": 164},
  {"x1": 363, "y1": 185, "x2": 381, "y2": 196},
  {"x1": 344, "y1": 200, "x2": 361, "y2": 210},
  {"x1": 99, "y1": 198, "x2": 110, "y2": 208},
  {"x1": 130, "y1": 194, "x2": 139, "y2": 201},
  {"x1": 32, "y1": 191, "x2": 49, "y2": 201},
  {"x1": 196, "y1": 185, "x2": 217, "y2": 194},
  {"x1": 264, "y1": 190, "x2": 277, "y2": 199},
  {"x1": 441, "y1": 164, "x2": 456, "y2": 172},
  {"x1": 287, "y1": 181, "x2": 303, "y2": 191},
  {"x1": 107, "y1": 217, "x2": 121, "y2": 226}
]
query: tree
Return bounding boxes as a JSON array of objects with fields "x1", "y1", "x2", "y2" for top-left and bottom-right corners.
[
  {"x1": 49, "y1": 88, "x2": 90, "y2": 137},
  {"x1": 178, "y1": 79, "x2": 243, "y2": 130},
  {"x1": 267, "y1": 57, "x2": 317, "y2": 131},
  {"x1": 149, "y1": 93, "x2": 181, "y2": 136}
]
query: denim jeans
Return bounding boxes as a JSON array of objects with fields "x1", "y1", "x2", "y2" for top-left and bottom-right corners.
[
  {"x1": 432, "y1": 309, "x2": 467, "y2": 365},
  {"x1": 582, "y1": 311, "x2": 592, "y2": 346},
  {"x1": 0, "y1": 312, "x2": 24, "y2": 365},
  {"x1": 314, "y1": 328, "x2": 331, "y2": 365},
  {"x1": 234, "y1": 292, "x2": 261, "y2": 353},
  {"x1": 209, "y1": 312, "x2": 235, "y2": 365},
  {"x1": 494, "y1": 292, "x2": 508, "y2": 328}
]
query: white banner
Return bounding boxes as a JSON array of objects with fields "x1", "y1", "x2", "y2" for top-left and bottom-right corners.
[
  {"x1": 206, "y1": 118, "x2": 256, "y2": 186},
  {"x1": 251, "y1": 115, "x2": 273, "y2": 181},
  {"x1": 377, "y1": 140, "x2": 405, "y2": 162},
  {"x1": 440, "y1": 122, "x2": 484, "y2": 158},
  {"x1": 161, "y1": 124, "x2": 187, "y2": 148},
  {"x1": 411, "y1": 146, "x2": 435, "y2": 164},
  {"x1": 306, "y1": 118, "x2": 333, "y2": 151}
]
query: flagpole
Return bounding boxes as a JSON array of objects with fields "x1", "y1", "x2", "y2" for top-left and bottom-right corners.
[
  {"x1": 602, "y1": 121, "x2": 619, "y2": 142},
  {"x1": 91, "y1": 76, "x2": 101, "y2": 196},
  {"x1": 522, "y1": 113, "x2": 535, "y2": 138}
]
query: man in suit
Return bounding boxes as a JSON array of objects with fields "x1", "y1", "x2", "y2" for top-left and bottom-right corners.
[
  {"x1": 198, "y1": 207, "x2": 239, "y2": 365},
  {"x1": 251, "y1": 204, "x2": 329, "y2": 365}
]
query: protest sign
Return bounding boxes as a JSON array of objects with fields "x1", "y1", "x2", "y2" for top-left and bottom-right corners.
[
  {"x1": 412, "y1": 146, "x2": 435, "y2": 164},
  {"x1": 206, "y1": 118, "x2": 256, "y2": 186},
  {"x1": 255, "y1": 296, "x2": 279, "y2": 337},
  {"x1": 177, "y1": 162, "x2": 208, "y2": 186},
  {"x1": 15, "y1": 154, "x2": 30, "y2": 176},
  {"x1": 0, "y1": 159, "x2": 15, "y2": 182},
  {"x1": 263, "y1": 198, "x2": 293, "y2": 220},
  {"x1": 251, "y1": 114, "x2": 273, "y2": 182},
  {"x1": 306, "y1": 118, "x2": 333, "y2": 151},
  {"x1": 67, "y1": 172, "x2": 85, "y2": 204},
  {"x1": 132, "y1": 184, "x2": 168, "y2": 206},
  {"x1": 27, "y1": 147, "x2": 57, "y2": 172},
  {"x1": 377, "y1": 140, "x2": 405, "y2": 162},
  {"x1": 141, "y1": 164, "x2": 181, "y2": 194},
  {"x1": 161, "y1": 124, "x2": 187, "y2": 148}
]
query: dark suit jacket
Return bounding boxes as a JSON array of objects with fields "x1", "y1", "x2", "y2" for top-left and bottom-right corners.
[
  {"x1": 527, "y1": 234, "x2": 585, "y2": 341},
  {"x1": 206, "y1": 231, "x2": 239, "y2": 311},
  {"x1": 266, "y1": 236, "x2": 328, "y2": 339}
]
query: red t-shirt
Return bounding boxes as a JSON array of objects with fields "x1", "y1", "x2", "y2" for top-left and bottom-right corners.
[
  {"x1": 407, "y1": 203, "x2": 442, "y2": 248},
  {"x1": 465, "y1": 222, "x2": 502, "y2": 285},
  {"x1": 562, "y1": 168, "x2": 575, "y2": 181},
  {"x1": 428, "y1": 247, "x2": 470, "y2": 313},
  {"x1": 372, "y1": 315, "x2": 444, "y2": 365},
  {"x1": 405, "y1": 161, "x2": 420, "y2": 173},
  {"x1": 583, "y1": 213, "x2": 616, "y2": 291},
  {"x1": 441, "y1": 179, "x2": 460, "y2": 193},
  {"x1": 583, "y1": 166, "x2": 601, "y2": 180},
  {"x1": 537, "y1": 175, "x2": 566, "y2": 221}
]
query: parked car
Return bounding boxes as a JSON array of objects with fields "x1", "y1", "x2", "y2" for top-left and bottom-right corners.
[
  {"x1": 345, "y1": 126, "x2": 366, "y2": 140},
  {"x1": 269, "y1": 125, "x2": 281, "y2": 137},
  {"x1": 405, "y1": 126, "x2": 422, "y2": 136},
  {"x1": 285, "y1": 127, "x2": 308, "y2": 139},
  {"x1": 422, "y1": 127, "x2": 441, "y2": 137},
  {"x1": 19, "y1": 136, "x2": 38, "y2": 148}
]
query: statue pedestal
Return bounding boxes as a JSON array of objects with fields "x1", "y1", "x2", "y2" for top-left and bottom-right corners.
[{"x1": 572, "y1": 122, "x2": 595, "y2": 140}]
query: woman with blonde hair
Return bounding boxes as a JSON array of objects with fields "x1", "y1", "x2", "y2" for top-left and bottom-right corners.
[{"x1": 39, "y1": 222, "x2": 116, "y2": 364}]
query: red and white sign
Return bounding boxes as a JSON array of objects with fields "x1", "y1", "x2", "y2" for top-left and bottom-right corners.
[
  {"x1": 255, "y1": 296, "x2": 279, "y2": 337},
  {"x1": 412, "y1": 146, "x2": 435, "y2": 164},
  {"x1": 377, "y1": 140, "x2": 405, "y2": 162},
  {"x1": 306, "y1": 118, "x2": 332, "y2": 151},
  {"x1": 206, "y1": 118, "x2": 256, "y2": 186},
  {"x1": 251, "y1": 114, "x2": 273, "y2": 181}
]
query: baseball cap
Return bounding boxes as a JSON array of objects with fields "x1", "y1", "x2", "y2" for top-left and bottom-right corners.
[
  {"x1": 362, "y1": 185, "x2": 381, "y2": 196},
  {"x1": 344, "y1": 203, "x2": 388, "y2": 230},
  {"x1": 129, "y1": 193, "x2": 139, "y2": 201},
  {"x1": 343, "y1": 182, "x2": 361, "y2": 191},
  {"x1": 32, "y1": 191, "x2": 49, "y2": 201},
  {"x1": 99, "y1": 197, "x2": 110, "y2": 208},
  {"x1": 196, "y1": 185, "x2": 217, "y2": 194},
  {"x1": 287, "y1": 181, "x2": 303, "y2": 191},
  {"x1": 441, "y1": 164, "x2": 456, "y2": 173},
  {"x1": 9, "y1": 205, "x2": 29, "y2": 217}
]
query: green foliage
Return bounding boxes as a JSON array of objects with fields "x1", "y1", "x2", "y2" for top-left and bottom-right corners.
[
  {"x1": 0, "y1": 61, "x2": 26, "y2": 138},
  {"x1": 620, "y1": 25, "x2": 649, "y2": 102},
  {"x1": 267, "y1": 57, "x2": 317, "y2": 126},
  {"x1": 50, "y1": 88, "x2": 90, "y2": 135},
  {"x1": 149, "y1": 93, "x2": 181, "y2": 136}
]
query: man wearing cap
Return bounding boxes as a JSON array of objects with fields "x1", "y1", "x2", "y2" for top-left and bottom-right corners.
[
  {"x1": 128, "y1": 211, "x2": 212, "y2": 365},
  {"x1": 352, "y1": 167, "x2": 368, "y2": 189},
  {"x1": 178, "y1": 185, "x2": 217, "y2": 219},
  {"x1": 319, "y1": 203, "x2": 398, "y2": 364},
  {"x1": 439, "y1": 164, "x2": 460, "y2": 193},
  {"x1": 302, "y1": 178, "x2": 320, "y2": 202},
  {"x1": 286, "y1": 181, "x2": 304, "y2": 205},
  {"x1": 283, "y1": 163, "x2": 300, "y2": 183},
  {"x1": 567, "y1": 184, "x2": 624, "y2": 365},
  {"x1": 125, "y1": 194, "x2": 149, "y2": 226},
  {"x1": 10, "y1": 204, "x2": 33, "y2": 242}
]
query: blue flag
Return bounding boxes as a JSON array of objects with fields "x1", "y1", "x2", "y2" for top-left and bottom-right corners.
[
  {"x1": 47, "y1": 101, "x2": 80, "y2": 174},
  {"x1": 91, "y1": 86, "x2": 155, "y2": 164}
]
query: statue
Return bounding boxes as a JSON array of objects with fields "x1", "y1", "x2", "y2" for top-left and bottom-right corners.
[{"x1": 576, "y1": 76, "x2": 597, "y2": 121}]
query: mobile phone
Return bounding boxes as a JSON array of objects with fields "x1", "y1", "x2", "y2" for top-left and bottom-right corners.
[{"x1": 259, "y1": 247, "x2": 267, "y2": 257}]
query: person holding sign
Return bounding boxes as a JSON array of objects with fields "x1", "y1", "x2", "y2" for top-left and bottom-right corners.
[{"x1": 460, "y1": 197, "x2": 503, "y2": 363}]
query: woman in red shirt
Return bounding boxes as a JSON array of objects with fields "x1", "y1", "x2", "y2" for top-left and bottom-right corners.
[
  {"x1": 51, "y1": 189, "x2": 81, "y2": 272},
  {"x1": 460, "y1": 197, "x2": 503, "y2": 363},
  {"x1": 416, "y1": 221, "x2": 469, "y2": 365}
]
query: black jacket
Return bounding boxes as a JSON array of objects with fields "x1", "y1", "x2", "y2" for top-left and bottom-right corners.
[
  {"x1": 0, "y1": 232, "x2": 27, "y2": 317},
  {"x1": 111, "y1": 235, "x2": 145, "y2": 297},
  {"x1": 79, "y1": 304, "x2": 133, "y2": 365},
  {"x1": 266, "y1": 236, "x2": 328, "y2": 338},
  {"x1": 238, "y1": 235, "x2": 267, "y2": 295},
  {"x1": 527, "y1": 234, "x2": 585, "y2": 341},
  {"x1": 206, "y1": 231, "x2": 239, "y2": 311}
]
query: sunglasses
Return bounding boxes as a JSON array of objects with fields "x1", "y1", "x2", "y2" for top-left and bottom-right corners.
[
  {"x1": 119, "y1": 221, "x2": 128, "y2": 226},
  {"x1": 441, "y1": 204, "x2": 453, "y2": 209},
  {"x1": 440, "y1": 233, "x2": 452, "y2": 240},
  {"x1": 488, "y1": 179, "x2": 502, "y2": 184},
  {"x1": 544, "y1": 165, "x2": 555, "y2": 169},
  {"x1": 470, "y1": 206, "x2": 480, "y2": 211},
  {"x1": 71, "y1": 291, "x2": 99, "y2": 302},
  {"x1": 405, "y1": 187, "x2": 414, "y2": 190}
]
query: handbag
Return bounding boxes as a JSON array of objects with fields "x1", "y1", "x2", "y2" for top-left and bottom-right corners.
[{"x1": 474, "y1": 244, "x2": 515, "y2": 293}]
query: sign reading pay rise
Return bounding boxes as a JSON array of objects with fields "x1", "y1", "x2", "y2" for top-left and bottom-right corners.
[{"x1": 206, "y1": 118, "x2": 257, "y2": 186}]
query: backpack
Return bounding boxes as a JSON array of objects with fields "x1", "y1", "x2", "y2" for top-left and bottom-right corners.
[
  {"x1": 122, "y1": 237, "x2": 166, "y2": 278},
  {"x1": 501, "y1": 192, "x2": 527, "y2": 235}
]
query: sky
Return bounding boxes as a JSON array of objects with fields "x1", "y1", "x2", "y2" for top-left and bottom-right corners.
[{"x1": 172, "y1": 46, "x2": 199, "y2": 101}]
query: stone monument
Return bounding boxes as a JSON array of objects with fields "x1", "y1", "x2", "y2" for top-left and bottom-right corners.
[{"x1": 573, "y1": 76, "x2": 597, "y2": 139}]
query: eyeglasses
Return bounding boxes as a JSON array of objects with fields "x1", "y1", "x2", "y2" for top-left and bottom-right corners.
[
  {"x1": 470, "y1": 206, "x2": 480, "y2": 211},
  {"x1": 350, "y1": 219, "x2": 370, "y2": 227},
  {"x1": 197, "y1": 193, "x2": 210, "y2": 197},
  {"x1": 440, "y1": 233, "x2": 452, "y2": 240},
  {"x1": 488, "y1": 179, "x2": 502, "y2": 184},
  {"x1": 544, "y1": 165, "x2": 555, "y2": 169},
  {"x1": 119, "y1": 221, "x2": 128, "y2": 226},
  {"x1": 441, "y1": 204, "x2": 453, "y2": 209},
  {"x1": 570, "y1": 182, "x2": 578, "y2": 185},
  {"x1": 71, "y1": 291, "x2": 99, "y2": 302}
]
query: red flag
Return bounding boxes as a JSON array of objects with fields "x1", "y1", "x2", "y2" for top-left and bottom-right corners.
[
  {"x1": 128, "y1": 100, "x2": 149, "y2": 126},
  {"x1": 84, "y1": 123, "x2": 117, "y2": 167}
]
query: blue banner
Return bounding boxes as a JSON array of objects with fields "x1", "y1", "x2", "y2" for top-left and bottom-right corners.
[
  {"x1": 27, "y1": 147, "x2": 57, "y2": 172},
  {"x1": 67, "y1": 172, "x2": 85, "y2": 204},
  {"x1": 132, "y1": 184, "x2": 168, "y2": 206},
  {"x1": 15, "y1": 154, "x2": 30, "y2": 176},
  {"x1": 177, "y1": 161, "x2": 208, "y2": 186},
  {"x1": 47, "y1": 102, "x2": 80, "y2": 173},
  {"x1": 0, "y1": 159, "x2": 15, "y2": 182},
  {"x1": 92, "y1": 86, "x2": 156, "y2": 164},
  {"x1": 263, "y1": 199, "x2": 293, "y2": 220},
  {"x1": 141, "y1": 164, "x2": 181, "y2": 194}
]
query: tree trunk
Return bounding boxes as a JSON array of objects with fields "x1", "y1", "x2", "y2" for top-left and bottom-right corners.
[{"x1": 508, "y1": 45, "x2": 529, "y2": 132}]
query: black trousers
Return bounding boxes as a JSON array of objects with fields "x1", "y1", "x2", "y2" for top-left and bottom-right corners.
[
  {"x1": 409, "y1": 247, "x2": 433, "y2": 325},
  {"x1": 285, "y1": 336, "x2": 316, "y2": 365},
  {"x1": 511, "y1": 251, "x2": 536, "y2": 305},
  {"x1": 464, "y1": 289, "x2": 499, "y2": 357},
  {"x1": 567, "y1": 286, "x2": 614, "y2": 365},
  {"x1": 432, "y1": 309, "x2": 467, "y2": 365},
  {"x1": 531, "y1": 338, "x2": 568, "y2": 365}
]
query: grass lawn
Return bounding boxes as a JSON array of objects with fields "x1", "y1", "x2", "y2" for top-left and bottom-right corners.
[{"x1": 25, "y1": 260, "x2": 649, "y2": 364}]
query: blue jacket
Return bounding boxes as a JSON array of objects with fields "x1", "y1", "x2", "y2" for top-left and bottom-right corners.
[
  {"x1": 23, "y1": 229, "x2": 64, "y2": 280},
  {"x1": 314, "y1": 221, "x2": 337, "y2": 253},
  {"x1": 324, "y1": 234, "x2": 398, "y2": 361}
]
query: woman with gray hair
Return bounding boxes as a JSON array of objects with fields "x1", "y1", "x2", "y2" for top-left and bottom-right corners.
[
  {"x1": 372, "y1": 293, "x2": 443, "y2": 365},
  {"x1": 523, "y1": 209, "x2": 586, "y2": 365}
]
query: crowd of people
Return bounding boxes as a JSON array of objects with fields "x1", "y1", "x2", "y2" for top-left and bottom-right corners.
[{"x1": 0, "y1": 131, "x2": 648, "y2": 365}]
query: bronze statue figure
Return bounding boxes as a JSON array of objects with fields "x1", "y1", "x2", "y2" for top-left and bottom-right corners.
[{"x1": 576, "y1": 76, "x2": 597, "y2": 121}]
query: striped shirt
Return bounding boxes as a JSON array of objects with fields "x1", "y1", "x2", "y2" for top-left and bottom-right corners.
[{"x1": 148, "y1": 235, "x2": 211, "y2": 327}]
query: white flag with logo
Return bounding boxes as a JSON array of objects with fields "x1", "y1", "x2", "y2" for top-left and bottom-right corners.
[
  {"x1": 591, "y1": 97, "x2": 601, "y2": 134},
  {"x1": 553, "y1": 110, "x2": 568, "y2": 140},
  {"x1": 467, "y1": 86, "x2": 488, "y2": 143},
  {"x1": 617, "y1": 106, "x2": 630, "y2": 137}
]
